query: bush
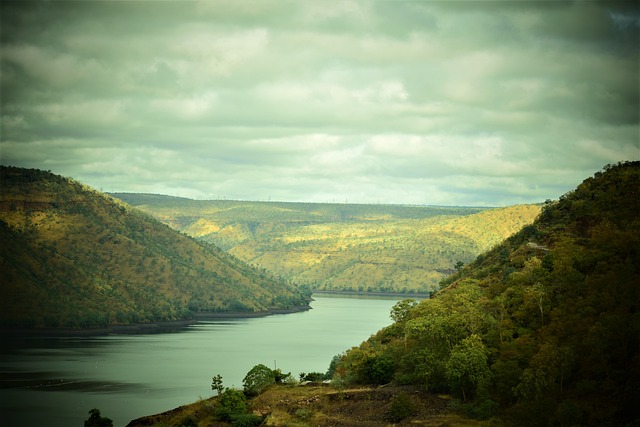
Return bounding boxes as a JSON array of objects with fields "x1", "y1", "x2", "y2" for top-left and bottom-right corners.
[
  {"x1": 177, "y1": 414, "x2": 197, "y2": 426},
  {"x1": 469, "y1": 399, "x2": 499, "y2": 420},
  {"x1": 295, "y1": 408, "x2": 313, "y2": 421},
  {"x1": 84, "y1": 408, "x2": 113, "y2": 427},
  {"x1": 230, "y1": 413, "x2": 264, "y2": 427},
  {"x1": 450, "y1": 398, "x2": 499, "y2": 420},
  {"x1": 388, "y1": 392, "x2": 415, "y2": 422},
  {"x1": 299, "y1": 371, "x2": 327, "y2": 382},
  {"x1": 214, "y1": 388, "x2": 248, "y2": 421}
]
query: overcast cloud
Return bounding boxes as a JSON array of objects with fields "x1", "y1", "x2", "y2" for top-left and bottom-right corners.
[{"x1": 1, "y1": 1, "x2": 638, "y2": 206}]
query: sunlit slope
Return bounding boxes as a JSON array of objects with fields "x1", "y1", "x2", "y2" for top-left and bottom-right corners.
[
  {"x1": 0, "y1": 167, "x2": 309, "y2": 329},
  {"x1": 112, "y1": 194, "x2": 540, "y2": 293}
]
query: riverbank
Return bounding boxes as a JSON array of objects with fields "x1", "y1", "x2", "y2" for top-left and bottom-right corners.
[
  {"x1": 0, "y1": 305, "x2": 312, "y2": 337},
  {"x1": 193, "y1": 304, "x2": 311, "y2": 319},
  {"x1": 312, "y1": 290, "x2": 430, "y2": 299}
]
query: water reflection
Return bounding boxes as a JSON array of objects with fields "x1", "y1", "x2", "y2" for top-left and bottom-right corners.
[{"x1": 0, "y1": 370, "x2": 147, "y2": 393}]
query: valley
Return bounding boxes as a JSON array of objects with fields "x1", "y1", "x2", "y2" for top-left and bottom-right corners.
[{"x1": 111, "y1": 194, "x2": 541, "y2": 294}]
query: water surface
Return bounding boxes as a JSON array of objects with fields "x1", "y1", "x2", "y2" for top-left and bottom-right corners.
[{"x1": 0, "y1": 294, "x2": 405, "y2": 426}]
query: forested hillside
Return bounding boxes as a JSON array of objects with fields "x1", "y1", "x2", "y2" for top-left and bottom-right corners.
[
  {"x1": 330, "y1": 162, "x2": 640, "y2": 426},
  {"x1": 0, "y1": 167, "x2": 310, "y2": 330},
  {"x1": 111, "y1": 195, "x2": 540, "y2": 294}
]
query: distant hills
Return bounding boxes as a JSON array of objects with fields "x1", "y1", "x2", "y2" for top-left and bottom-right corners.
[
  {"x1": 0, "y1": 167, "x2": 310, "y2": 330},
  {"x1": 111, "y1": 194, "x2": 540, "y2": 294},
  {"x1": 331, "y1": 162, "x2": 640, "y2": 425}
]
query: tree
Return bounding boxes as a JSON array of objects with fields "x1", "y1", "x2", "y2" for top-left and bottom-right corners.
[
  {"x1": 390, "y1": 298, "x2": 417, "y2": 324},
  {"x1": 445, "y1": 334, "x2": 491, "y2": 402},
  {"x1": 273, "y1": 368, "x2": 292, "y2": 384},
  {"x1": 524, "y1": 282, "x2": 547, "y2": 326},
  {"x1": 211, "y1": 373, "x2": 224, "y2": 395},
  {"x1": 243, "y1": 363, "x2": 275, "y2": 396},
  {"x1": 363, "y1": 353, "x2": 395, "y2": 384},
  {"x1": 84, "y1": 408, "x2": 113, "y2": 427}
]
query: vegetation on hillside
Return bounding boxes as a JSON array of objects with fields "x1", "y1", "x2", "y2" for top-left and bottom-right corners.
[
  {"x1": 128, "y1": 365, "x2": 490, "y2": 427},
  {"x1": 0, "y1": 167, "x2": 310, "y2": 329},
  {"x1": 127, "y1": 384, "x2": 495, "y2": 427},
  {"x1": 330, "y1": 162, "x2": 640, "y2": 426},
  {"x1": 112, "y1": 194, "x2": 540, "y2": 294},
  {"x1": 123, "y1": 163, "x2": 637, "y2": 426}
]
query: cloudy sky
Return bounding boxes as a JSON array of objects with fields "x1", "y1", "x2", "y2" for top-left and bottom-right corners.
[{"x1": 1, "y1": 1, "x2": 638, "y2": 206}]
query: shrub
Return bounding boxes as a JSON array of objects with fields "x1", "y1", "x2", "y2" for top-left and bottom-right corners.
[
  {"x1": 84, "y1": 408, "x2": 113, "y2": 427},
  {"x1": 214, "y1": 388, "x2": 248, "y2": 421},
  {"x1": 450, "y1": 398, "x2": 499, "y2": 420},
  {"x1": 388, "y1": 392, "x2": 415, "y2": 422},
  {"x1": 469, "y1": 399, "x2": 499, "y2": 420},
  {"x1": 230, "y1": 413, "x2": 264, "y2": 427},
  {"x1": 177, "y1": 414, "x2": 197, "y2": 426},
  {"x1": 299, "y1": 371, "x2": 326, "y2": 382},
  {"x1": 295, "y1": 408, "x2": 313, "y2": 421}
]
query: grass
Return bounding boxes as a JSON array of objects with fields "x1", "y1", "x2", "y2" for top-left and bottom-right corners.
[{"x1": 127, "y1": 385, "x2": 505, "y2": 427}]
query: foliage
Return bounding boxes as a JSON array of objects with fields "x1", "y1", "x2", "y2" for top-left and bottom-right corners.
[
  {"x1": 390, "y1": 298, "x2": 418, "y2": 324},
  {"x1": 112, "y1": 192, "x2": 540, "y2": 294},
  {"x1": 387, "y1": 392, "x2": 415, "y2": 422},
  {"x1": 84, "y1": 408, "x2": 113, "y2": 427},
  {"x1": 445, "y1": 335, "x2": 491, "y2": 402},
  {"x1": 0, "y1": 166, "x2": 310, "y2": 329},
  {"x1": 273, "y1": 368, "x2": 292, "y2": 384},
  {"x1": 214, "y1": 388, "x2": 248, "y2": 421},
  {"x1": 176, "y1": 414, "x2": 197, "y2": 426},
  {"x1": 229, "y1": 413, "x2": 264, "y2": 427},
  {"x1": 330, "y1": 162, "x2": 640, "y2": 426},
  {"x1": 211, "y1": 374, "x2": 224, "y2": 395},
  {"x1": 243, "y1": 363, "x2": 277, "y2": 396},
  {"x1": 299, "y1": 371, "x2": 327, "y2": 382}
]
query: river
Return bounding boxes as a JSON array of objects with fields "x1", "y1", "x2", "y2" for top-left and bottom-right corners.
[{"x1": 0, "y1": 294, "x2": 408, "y2": 427}]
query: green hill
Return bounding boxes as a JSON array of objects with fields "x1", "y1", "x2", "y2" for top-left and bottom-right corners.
[
  {"x1": 110, "y1": 195, "x2": 540, "y2": 294},
  {"x1": 331, "y1": 162, "x2": 640, "y2": 425},
  {"x1": 0, "y1": 167, "x2": 310, "y2": 330}
]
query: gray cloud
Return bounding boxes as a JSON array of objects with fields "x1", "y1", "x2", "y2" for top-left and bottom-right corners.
[{"x1": 1, "y1": 0, "x2": 638, "y2": 206}]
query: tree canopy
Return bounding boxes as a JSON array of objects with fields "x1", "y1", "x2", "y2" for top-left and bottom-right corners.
[{"x1": 331, "y1": 162, "x2": 640, "y2": 426}]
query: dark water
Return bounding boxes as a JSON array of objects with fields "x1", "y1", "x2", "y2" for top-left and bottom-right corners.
[{"x1": 0, "y1": 294, "x2": 404, "y2": 427}]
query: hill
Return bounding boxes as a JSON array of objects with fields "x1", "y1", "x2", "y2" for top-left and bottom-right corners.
[
  {"x1": 0, "y1": 167, "x2": 310, "y2": 330},
  {"x1": 331, "y1": 162, "x2": 640, "y2": 425},
  {"x1": 126, "y1": 384, "x2": 491, "y2": 427},
  {"x1": 121, "y1": 163, "x2": 638, "y2": 426},
  {"x1": 110, "y1": 195, "x2": 540, "y2": 294}
]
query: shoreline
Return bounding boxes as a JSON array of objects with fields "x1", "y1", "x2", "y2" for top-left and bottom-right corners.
[
  {"x1": 193, "y1": 304, "x2": 311, "y2": 319},
  {"x1": 0, "y1": 305, "x2": 312, "y2": 337},
  {"x1": 312, "y1": 290, "x2": 430, "y2": 298},
  {"x1": 0, "y1": 291, "x2": 426, "y2": 338}
]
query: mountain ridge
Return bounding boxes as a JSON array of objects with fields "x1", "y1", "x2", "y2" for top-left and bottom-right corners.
[
  {"x1": 0, "y1": 166, "x2": 310, "y2": 330},
  {"x1": 110, "y1": 194, "x2": 540, "y2": 294}
]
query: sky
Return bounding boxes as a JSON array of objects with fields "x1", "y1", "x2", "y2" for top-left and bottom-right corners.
[{"x1": 1, "y1": 1, "x2": 638, "y2": 206}]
